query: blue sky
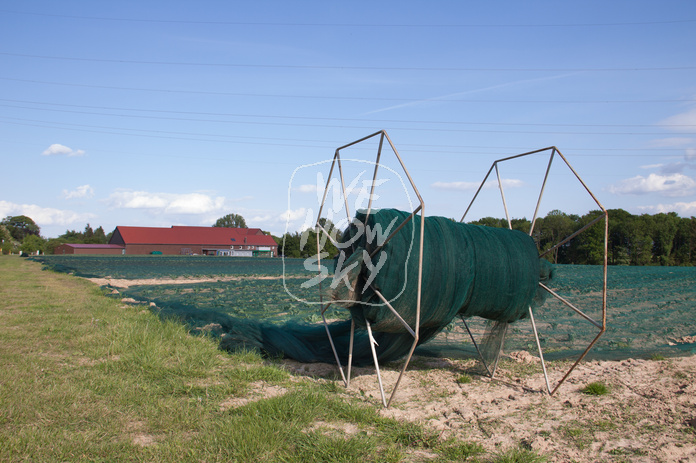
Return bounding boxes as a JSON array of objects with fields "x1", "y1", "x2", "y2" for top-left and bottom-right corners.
[{"x1": 1, "y1": 1, "x2": 695, "y2": 238}]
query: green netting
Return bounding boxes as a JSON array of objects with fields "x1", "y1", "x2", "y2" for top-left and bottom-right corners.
[
  {"x1": 33, "y1": 216, "x2": 696, "y2": 362},
  {"x1": 113, "y1": 263, "x2": 695, "y2": 361},
  {"x1": 121, "y1": 278, "x2": 348, "y2": 324},
  {"x1": 31, "y1": 255, "x2": 311, "y2": 279},
  {"x1": 180, "y1": 209, "x2": 553, "y2": 365}
]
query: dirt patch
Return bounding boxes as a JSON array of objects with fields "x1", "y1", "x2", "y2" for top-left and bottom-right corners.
[
  {"x1": 87, "y1": 275, "x2": 298, "y2": 289},
  {"x1": 282, "y1": 353, "x2": 696, "y2": 463},
  {"x1": 219, "y1": 381, "x2": 288, "y2": 411},
  {"x1": 125, "y1": 421, "x2": 158, "y2": 447}
]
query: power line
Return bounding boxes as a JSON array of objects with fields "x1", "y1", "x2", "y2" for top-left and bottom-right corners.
[
  {"x1": 2, "y1": 9, "x2": 695, "y2": 28},
  {"x1": 0, "y1": 118, "x2": 689, "y2": 156},
  {"x1": 0, "y1": 120, "x2": 686, "y2": 159},
  {"x1": 3, "y1": 77, "x2": 692, "y2": 104},
  {"x1": 1, "y1": 99, "x2": 694, "y2": 129},
  {"x1": 2, "y1": 51, "x2": 693, "y2": 72},
  {"x1": 3, "y1": 115, "x2": 695, "y2": 140}
]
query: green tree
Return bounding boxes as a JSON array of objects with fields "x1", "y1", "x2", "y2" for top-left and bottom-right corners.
[
  {"x1": 83, "y1": 224, "x2": 107, "y2": 244},
  {"x1": 280, "y1": 232, "x2": 301, "y2": 258},
  {"x1": 651, "y1": 212, "x2": 680, "y2": 265},
  {"x1": 536, "y1": 210, "x2": 577, "y2": 264},
  {"x1": 317, "y1": 218, "x2": 343, "y2": 245},
  {"x1": 93, "y1": 226, "x2": 107, "y2": 243},
  {"x1": 627, "y1": 214, "x2": 654, "y2": 266},
  {"x1": 567, "y1": 210, "x2": 606, "y2": 265},
  {"x1": 671, "y1": 216, "x2": 694, "y2": 265},
  {"x1": 20, "y1": 234, "x2": 45, "y2": 254},
  {"x1": 0, "y1": 225, "x2": 11, "y2": 245},
  {"x1": 213, "y1": 214, "x2": 247, "y2": 228},
  {"x1": 468, "y1": 217, "x2": 507, "y2": 228},
  {"x1": 607, "y1": 209, "x2": 633, "y2": 265},
  {"x1": 45, "y1": 238, "x2": 64, "y2": 255},
  {"x1": 510, "y1": 217, "x2": 532, "y2": 233},
  {"x1": 1, "y1": 215, "x2": 40, "y2": 241},
  {"x1": 84, "y1": 223, "x2": 94, "y2": 241},
  {"x1": 1, "y1": 225, "x2": 16, "y2": 254},
  {"x1": 277, "y1": 228, "x2": 339, "y2": 260},
  {"x1": 58, "y1": 229, "x2": 84, "y2": 242}
]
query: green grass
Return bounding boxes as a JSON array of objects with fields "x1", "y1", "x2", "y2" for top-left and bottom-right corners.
[
  {"x1": 0, "y1": 256, "x2": 497, "y2": 462},
  {"x1": 490, "y1": 447, "x2": 548, "y2": 463},
  {"x1": 580, "y1": 381, "x2": 610, "y2": 396},
  {"x1": 560, "y1": 419, "x2": 617, "y2": 451},
  {"x1": 456, "y1": 373, "x2": 473, "y2": 384}
]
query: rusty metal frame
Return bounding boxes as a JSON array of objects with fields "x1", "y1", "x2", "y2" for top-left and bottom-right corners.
[
  {"x1": 314, "y1": 130, "x2": 425, "y2": 407},
  {"x1": 461, "y1": 146, "x2": 608, "y2": 395}
]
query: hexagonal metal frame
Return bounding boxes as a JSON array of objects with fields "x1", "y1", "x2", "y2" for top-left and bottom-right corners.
[
  {"x1": 313, "y1": 130, "x2": 425, "y2": 407},
  {"x1": 461, "y1": 146, "x2": 608, "y2": 395}
]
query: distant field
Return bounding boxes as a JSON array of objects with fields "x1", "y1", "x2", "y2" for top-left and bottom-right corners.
[
  {"x1": 31, "y1": 255, "x2": 314, "y2": 279},
  {"x1": 33, "y1": 256, "x2": 696, "y2": 360}
]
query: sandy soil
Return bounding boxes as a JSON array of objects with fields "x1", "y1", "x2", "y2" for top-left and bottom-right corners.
[
  {"x1": 87, "y1": 275, "x2": 295, "y2": 288},
  {"x1": 282, "y1": 352, "x2": 696, "y2": 462}
]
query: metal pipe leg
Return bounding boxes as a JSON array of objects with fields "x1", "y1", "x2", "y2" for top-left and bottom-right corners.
[
  {"x1": 528, "y1": 306, "x2": 552, "y2": 394},
  {"x1": 462, "y1": 317, "x2": 494, "y2": 377},
  {"x1": 365, "y1": 320, "x2": 387, "y2": 407}
]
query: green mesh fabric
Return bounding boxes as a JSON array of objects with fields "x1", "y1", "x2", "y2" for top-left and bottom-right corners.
[{"x1": 215, "y1": 209, "x2": 552, "y2": 365}]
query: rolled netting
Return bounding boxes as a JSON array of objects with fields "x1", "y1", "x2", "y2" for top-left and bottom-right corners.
[{"x1": 216, "y1": 209, "x2": 552, "y2": 365}]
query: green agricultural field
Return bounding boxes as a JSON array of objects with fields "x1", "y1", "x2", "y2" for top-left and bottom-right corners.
[
  {"x1": 32, "y1": 254, "x2": 314, "y2": 279},
  {"x1": 34, "y1": 255, "x2": 696, "y2": 361}
]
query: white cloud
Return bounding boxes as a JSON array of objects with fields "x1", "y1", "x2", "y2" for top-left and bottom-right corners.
[
  {"x1": 280, "y1": 207, "x2": 315, "y2": 232},
  {"x1": 431, "y1": 178, "x2": 524, "y2": 191},
  {"x1": 106, "y1": 190, "x2": 227, "y2": 215},
  {"x1": 647, "y1": 137, "x2": 696, "y2": 148},
  {"x1": 62, "y1": 184, "x2": 94, "y2": 199},
  {"x1": 166, "y1": 193, "x2": 225, "y2": 214},
  {"x1": 609, "y1": 173, "x2": 696, "y2": 197},
  {"x1": 280, "y1": 207, "x2": 311, "y2": 223},
  {"x1": 638, "y1": 201, "x2": 696, "y2": 216},
  {"x1": 293, "y1": 184, "x2": 318, "y2": 193},
  {"x1": 639, "y1": 163, "x2": 664, "y2": 170},
  {"x1": 42, "y1": 144, "x2": 86, "y2": 157},
  {"x1": 0, "y1": 200, "x2": 95, "y2": 230},
  {"x1": 659, "y1": 108, "x2": 696, "y2": 133}
]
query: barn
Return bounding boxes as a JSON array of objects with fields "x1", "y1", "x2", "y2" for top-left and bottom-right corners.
[
  {"x1": 53, "y1": 243, "x2": 125, "y2": 255},
  {"x1": 108, "y1": 226, "x2": 279, "y2": 256}
]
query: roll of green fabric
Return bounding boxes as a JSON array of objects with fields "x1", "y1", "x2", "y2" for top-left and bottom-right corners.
[{"x1": 216, "y1": 208, "x2": 552, "y2": 365}]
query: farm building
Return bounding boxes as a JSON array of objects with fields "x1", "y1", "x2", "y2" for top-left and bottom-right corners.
[
  {"x1": 108, "y1": 226, "x2": 279, "y2": 256},
  {"x1": 53, "y1": 243, "x2": 126, "y2": 255}
]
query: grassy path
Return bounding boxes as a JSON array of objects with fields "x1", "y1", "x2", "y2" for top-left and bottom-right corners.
[{"x1": 1, "y1": 256, "x2": 533, "y2": 462}]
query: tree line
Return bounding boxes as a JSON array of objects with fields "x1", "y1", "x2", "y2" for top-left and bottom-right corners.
[
  {"x1": 469, "y1": 209, "x2": 695, "y2": 266},
  {"x1": 0, "y1": 216, "x2": 113, "y2": 255},
  {"x1": 3, "y1": 210, "x2": 695, "y2": 266},
  {"x1": 276, "y1": 209, "x2": 696, "y2": 267}
]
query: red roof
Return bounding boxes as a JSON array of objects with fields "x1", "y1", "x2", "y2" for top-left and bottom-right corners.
[{"x1": 111, "y1": 226, "x2": 277, "y2": 247}]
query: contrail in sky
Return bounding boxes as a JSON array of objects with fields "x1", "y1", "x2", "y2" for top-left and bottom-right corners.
[{"x1": 363, "y1": 73, "x2": 577, "y2": 115}]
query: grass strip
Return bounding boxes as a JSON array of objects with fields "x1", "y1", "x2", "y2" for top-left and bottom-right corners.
[{"x1": 0, "y1": 256, "x2": 542, "y2": 462}]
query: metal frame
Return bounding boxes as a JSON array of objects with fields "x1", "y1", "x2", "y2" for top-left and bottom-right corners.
[
  {"x1": 314, "y1": 130, "x2": 425, "y2": 407},
  {"x1": 461, "y1": 146, "x2": 608, "y2": 395}
]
